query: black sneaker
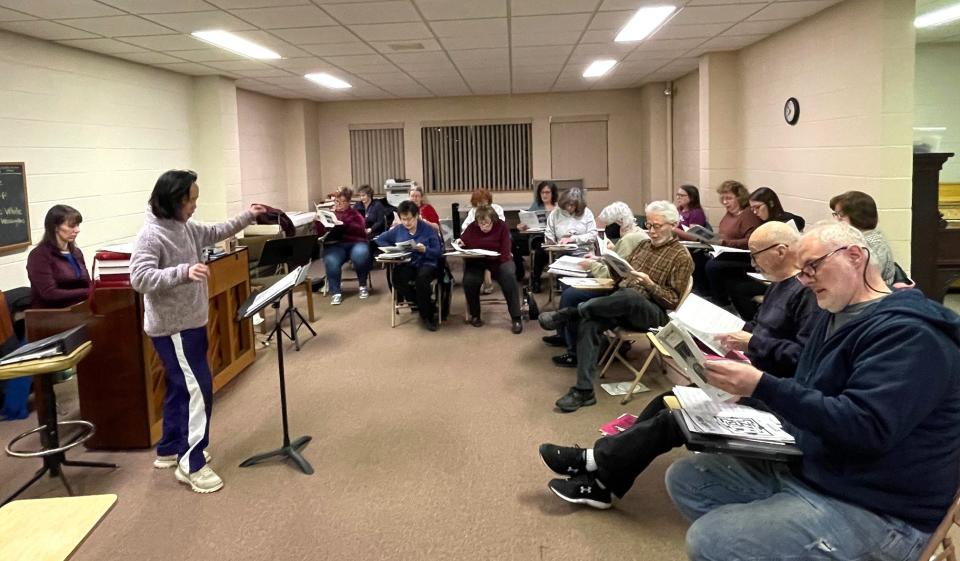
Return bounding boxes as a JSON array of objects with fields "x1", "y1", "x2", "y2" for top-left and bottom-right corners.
[
  {"x1": 424, "y1": 319, "x2": 439, "y2": 332},
  {"x1": 469, "y1": 316, "x2": 483, "y2": 328},
  {"x1": 538, "y1": 443, "x2": 586, "y2": 476},
  {"x1": 541, "y1": 334, "x2": 565, "y2": 347},
  {"x1": 551, "y1": 353, "x2": 577, "y2": 368},
  {"x1": 555, "y1": 388, "x2": 596, "y2": 413},
  {"x1": 548, "y1": 474, "x2": 612, "y2": 509},
  {"x1": 511, "y1": 319, "x2": 523, "y2": 334}
]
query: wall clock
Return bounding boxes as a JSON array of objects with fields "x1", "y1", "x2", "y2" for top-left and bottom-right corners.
[{"x1": 784, "y1": 97, "x2": 800, "y2": 126}]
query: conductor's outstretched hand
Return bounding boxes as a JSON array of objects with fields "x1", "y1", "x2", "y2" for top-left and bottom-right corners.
[{"x1": 249, "y1": 204, "x2": 268, "y2": 216}]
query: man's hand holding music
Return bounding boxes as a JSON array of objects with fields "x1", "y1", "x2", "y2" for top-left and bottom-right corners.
[
  {"x1": 717, "y1": 331, "x2": 752, "y2": 352},
  {"x1": 188, "y1": 263, "x2": 209, "y2": 281},
  {"x1": 415, "y1": 243, "x2": 426, "y2": 253},
  {"x1": 704, "y1": 359, "x2": 762, "y2": 397}
]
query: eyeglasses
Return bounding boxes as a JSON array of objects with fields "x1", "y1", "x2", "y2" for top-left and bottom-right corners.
[
  {"x1": 646, "y1": 222, "x2": 670, "y2": 230},
  {"x1": 749, "y1": 243, "x2": 783, "y2": 266},
  {"x1": 796, "y1": 246, "x2": 849, "y2": 281}
]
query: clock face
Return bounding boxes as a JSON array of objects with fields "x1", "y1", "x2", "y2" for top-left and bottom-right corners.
[{"x1": 784, "y1": 97, "x2": 799, "y2": 125}]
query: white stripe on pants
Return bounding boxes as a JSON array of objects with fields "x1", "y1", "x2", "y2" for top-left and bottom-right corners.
[{"x1": 172, "y1": 332, "x2": 208, "y2": 474}]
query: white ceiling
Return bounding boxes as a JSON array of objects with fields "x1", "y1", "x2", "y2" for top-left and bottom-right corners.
[
  {"x1": 0, "y1": 0, "x2": 886, "y2": 102},
  {"x1": 917, "y1": 0, "x2": 960, "y2": 43}
]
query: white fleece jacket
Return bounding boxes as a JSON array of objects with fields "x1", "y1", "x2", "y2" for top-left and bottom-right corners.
[{"x1": 130, "y1": 209, "x2": 255, "y2": 337}]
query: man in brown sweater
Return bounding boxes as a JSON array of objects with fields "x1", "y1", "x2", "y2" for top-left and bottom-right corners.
[{"x1": 538, "y1": 201, "x2": 694, "y2": 412}]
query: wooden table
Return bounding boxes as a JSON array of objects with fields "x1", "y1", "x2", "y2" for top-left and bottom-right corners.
[{"x1": 0, "y1": 494, "x2": 116, "y2": 561}]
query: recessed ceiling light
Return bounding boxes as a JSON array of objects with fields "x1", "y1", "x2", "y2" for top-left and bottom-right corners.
[
  {"x1": 913, "y1": 126, "x2": 947, "y2": 131},
  {"x1": 583, "y1": 59, "x2": 617, "y2": 78},
  {"x1": 305, "y1": 72, "x2": 352, "y2": 89},
  {"x1": 615, "y1": 6, "x2": 677, "y2": 42},
  {"x1": 915, "y1": 3, "x2": 960, "y2": 28},
  {"x1": 191, "y1": 30, "x2": 281, "y2": 60}
]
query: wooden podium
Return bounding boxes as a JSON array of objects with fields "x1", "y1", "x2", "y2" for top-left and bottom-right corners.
[{"x1": 25, "y1": 248, "x2": 256, "y2": 449}]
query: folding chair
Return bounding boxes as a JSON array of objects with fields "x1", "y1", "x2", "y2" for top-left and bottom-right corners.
[
  {"x1": 917, "y1": 491, "x2": 960, "y2": 561},
  {"x1": 597, "y1": 277, "x2": 694, "y2": 404},
  {"x1": 388, "y1": 263, "x2": 444, "y2": 328}
]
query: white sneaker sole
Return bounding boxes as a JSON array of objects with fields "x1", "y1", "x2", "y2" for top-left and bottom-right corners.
[
  {"x1": 175, "y1": 468, "x2": 224, "y2": 494},
  {"x1": 153, "y1": 450, "x2": 211, "y2": 469},
  {"x1": 548, "y1": 485, "x2": 612, "y2": 510}
]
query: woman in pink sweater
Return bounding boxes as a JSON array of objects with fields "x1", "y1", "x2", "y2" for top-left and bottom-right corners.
[
  {"x1": 316, "y1": 187, "x2": 372, "y2": 305},
  {"x1": 458, "y1": 206, "x2": 522, "y2": 334}
]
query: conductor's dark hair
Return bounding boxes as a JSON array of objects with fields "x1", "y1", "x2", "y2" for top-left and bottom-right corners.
[
  {"x1": 42, "y1": 205, "x2": 83, "y2": 249},
  {"x1": 149, "y1": 169, "x2": 198, "y2": 219},
  {"x1": 397, "y1": 200, "x2": 420, "y2": 217}
]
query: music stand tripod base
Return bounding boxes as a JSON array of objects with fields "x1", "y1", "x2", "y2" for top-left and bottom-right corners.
[{"x1": 239, "y1": 435, "x2": 313, "y2": 474}]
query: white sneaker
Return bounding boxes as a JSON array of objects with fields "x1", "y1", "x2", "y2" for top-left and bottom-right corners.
[
  {"x1": 359, "y1": 287, "x2": 369, "y2": 299},
  {"x1": 154, "y1": 450, "x2": 211, "y2": 469},
  {"x1": 481, "y1": 283, "x2": 494, "y2": 295},
  {"x1": 331, "y1": 293, "x2": 343, "y2": 305},
  {"x1": 175, "y1": 465, "x2": 224, "y2": 494}
]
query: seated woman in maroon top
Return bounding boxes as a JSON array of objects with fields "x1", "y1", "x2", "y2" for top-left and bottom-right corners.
[
  {"x1": 316, "y1": 187, "x2": 372, "y2": 305},
  {"x1": 26, "y1": 205, "x2": 91, "y2": 309},
  {"x1": 458, "y1": 206, "x2": 523, "y2": 334}
]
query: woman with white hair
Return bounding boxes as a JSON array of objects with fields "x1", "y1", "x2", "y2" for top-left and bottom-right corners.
[
  {"x1": 533, "y1": 188, "x2": 597, "y2": 293},
  {"x1": 542, "y1": 202, "x2": 648, "y2": 363}
]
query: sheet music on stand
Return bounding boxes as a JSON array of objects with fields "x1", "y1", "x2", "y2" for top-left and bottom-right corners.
[{"x1": 238, "y1": 266, "x2": 305, "y2": 320}]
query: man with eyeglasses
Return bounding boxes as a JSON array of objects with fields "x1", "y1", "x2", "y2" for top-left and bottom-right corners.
[
  {"x1": 537, "y1": 201, "x2": 693, "y2": 413},
  {"x1": 665, "y1": 222, "x2": 960, "y2": 561},
  {"x1": 538, "y1": 221, "x2": 817, "y2": 509}
]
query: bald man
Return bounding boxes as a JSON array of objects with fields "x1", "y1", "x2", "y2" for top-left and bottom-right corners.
[{"x1": 538, "y1": 221, "x2": 818, "y2": 509}]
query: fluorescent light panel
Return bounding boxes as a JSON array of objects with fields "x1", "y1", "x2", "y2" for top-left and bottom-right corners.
[
  {"x1": 913, "y1": 126, "x2": 947, "y2": 131},
  {"x1": 583, "y1": 59, "x2": 617, "y2": 78},
  {"x1": 915, "y1": 3, "x2": 960, "y2": 27},
  {"x1": 191, "y1": 30, "x2": 280, "y2": 59},
  {"x1": 305, "y1": 72, "x2": 352, "y2": 89},
  {"x1": 615, "y1": 6, "x2": 677, "y2": 42}
]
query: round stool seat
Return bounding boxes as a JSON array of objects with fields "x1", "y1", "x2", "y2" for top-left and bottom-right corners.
[{"x1": 5, "y1": 420, "x2": 96, "y2": 458}]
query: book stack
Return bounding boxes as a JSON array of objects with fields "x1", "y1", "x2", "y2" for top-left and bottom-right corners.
[
  {"x1": 547, "y1": 255, "x2": 589, "y2": 277},
  {"x1": 94, "y1": 243, "x2": 133, "y2": 286}
]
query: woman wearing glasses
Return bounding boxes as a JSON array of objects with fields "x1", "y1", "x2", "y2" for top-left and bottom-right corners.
[{"x1": 828, "y1": 191, "x2": 896, "y2": 286}]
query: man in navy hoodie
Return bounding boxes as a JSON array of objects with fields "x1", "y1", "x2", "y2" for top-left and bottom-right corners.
[{"x1": 666, "y1": 222, "x2": 960, "y2": 561}]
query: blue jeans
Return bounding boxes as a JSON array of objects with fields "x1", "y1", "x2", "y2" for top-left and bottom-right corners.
[
  {"x1": 665, "y1": 455, "x2": 930, "y2": 561},
  {"x1": 323, "y1": 242, "x2": 371, "y2": 295}
]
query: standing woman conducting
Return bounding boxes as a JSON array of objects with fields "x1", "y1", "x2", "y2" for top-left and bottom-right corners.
[{"x1": 130, "y1": 170, "x2": 265, "y2": 494}]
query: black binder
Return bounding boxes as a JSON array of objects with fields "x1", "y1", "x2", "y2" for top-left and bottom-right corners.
[
  {"x1": 671, "y1": 409, "x2": 803, "y2": 463},
  {"x1": 0, "y1": 324, "x2": 88, "y2": 365}
]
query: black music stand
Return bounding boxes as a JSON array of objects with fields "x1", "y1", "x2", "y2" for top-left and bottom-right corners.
[
  {"x1": 258, "y1": 235, "x2": 317, "y2": 351},
  {"x1": 236, "y1": 266, "x2": 313, "y2": 475}
]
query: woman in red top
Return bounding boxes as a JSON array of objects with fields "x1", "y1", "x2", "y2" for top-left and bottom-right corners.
[
  {"x1": 316, "y1": 187, "x2": 371, "y2": 305},
  {"x1": 409, "y1": 185, "x2": 441, "y2": 234},
  {"x1": 26, "y1": 205, "x2": 91, "y2": 309},
  {"x1": 458, "y1": 206, "x2": 522, "y2": 334}
]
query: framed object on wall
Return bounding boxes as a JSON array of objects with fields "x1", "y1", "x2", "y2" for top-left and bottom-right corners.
[{"x1": 0, "y1": 162, "x2": 31, "y2": 254}]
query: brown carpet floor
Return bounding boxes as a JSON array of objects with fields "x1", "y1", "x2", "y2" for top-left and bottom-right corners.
[{"x1": 0, "y1": 265, "x2": 690, "y2": 561}]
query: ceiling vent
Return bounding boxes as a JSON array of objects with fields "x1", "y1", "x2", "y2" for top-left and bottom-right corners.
[{"x1": 388, "y1": 42, "x2": 426, "y2": 51}]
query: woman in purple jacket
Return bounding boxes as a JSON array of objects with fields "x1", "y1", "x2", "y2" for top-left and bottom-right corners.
[
  {"x1": 26, "y1": 205, "x2": 91, "y2": 309},
  {"x1": 316, "y1": 187, "x2": 372, "y2": 305}
]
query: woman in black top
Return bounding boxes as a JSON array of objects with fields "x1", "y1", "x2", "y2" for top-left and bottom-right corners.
[{"x1": 353, "y1": 185, "x2": 388, "y2": 238}]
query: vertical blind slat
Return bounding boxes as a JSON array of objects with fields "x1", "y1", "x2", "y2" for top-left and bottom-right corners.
[{"x1": 416, "y1": 123, "x2": 531, "y2": 193}]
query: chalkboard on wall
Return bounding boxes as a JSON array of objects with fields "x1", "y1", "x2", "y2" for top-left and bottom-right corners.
[{"x1": 0, "y1": 163, "x2": 32, "y2": 254}]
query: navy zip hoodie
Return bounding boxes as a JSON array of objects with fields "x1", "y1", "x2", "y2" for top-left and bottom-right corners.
[{"x1": 753, "y1": 289, "x2": 960, "y2": 532}]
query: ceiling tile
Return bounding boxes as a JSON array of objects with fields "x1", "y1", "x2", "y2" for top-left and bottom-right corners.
[
  {"x1": 723, "y1": 19, "x2": 796, "y2": 36},
  {"x1": 141, "y1": 11, "x2": 256, "y2": 33},
  {"x1": 599, "y1": 0, "x2": 668, "y2": 10},
  {"x1": 447, "y1": 48, "x2": 508, "y2": 68},
  {"x1": 636, "y1": 37, "x2": 705, "y2": 51},
  {"x1": 227, "y1": 30, "x2": 310, "y2": 57},
  {"x1": 512, "y1": 0, "x2": 602, "y2": 16},
  {"x1": 568, "y1": 42, "x2": 634, "y2": 59},
  {"x1": 370, "y1": 37, "x2": 441, "y2": 53},
  {"x1": 97, "y1": 0, "x2": 214, "y2": 13},
  {"x1": 115, "y1": 34, "x2": 206, "y2": 51},
  {"x1": 747, "y1": 0, "x2": 837, "y2": 21},
  {"x1": 323, "y1": 1, "x2": 420, "y2": 24},
  {"x1": 57, "y1": 37, "x2": 146, "y2": 54},
  {"x1": 206, "y1": 59, "x2": 273, "y2": 71},
  {"x1": 691, "y1": 33, "x2": 766, "y2": 53},
  {"x1": 0, "y1": 6, "x2": 34, "y2": 21},
  {"x1": 232, "y1": 68, "x2": 297, "y2": 78},
  {"x1": 513, "y1": 29, "x2": 582, "y2": 47},
  {"x1": 270, "y1": 26, "x2": 356, "y2": 45},
  {"x1": 587, "y1": 10, "x2": 632, "y2": 30},
  {"x1": 669, "y1": 4, "x2": 767, "y2": 25},
  {"x1": 0, "y1": 20, "x2": 97, "y2": 40},
  {"x1": 386, "y1": 50, "x2": 448, "y2": 65},
  {"x1": 653, "y1": 22, "x2": 731, "y2": 40},
  {"x1": 168, "y1": 48, "x2": 246, "y2": 62},
  {"x1": 624, "y1": 47, "x2": 690, "y2": 60},
  {"x1": 271, "y1": 57, "x2": 334, "y2": 71},
  {"x1": 207, "y1": 0, "x2": 307, "y2": 8},
  {"x1": 512, "y1": 45, "x2": 574, "y2": 63},
  {"x1": 231, "y1": 5, "x2": 336, "y2": 28},
  {"x1": 114, "y1": 51, "x2": 185, "y2": 64},
  {"x1": 301, "y1": 42, "x2": 375, "y2": 56},
  {"x1": 154, "y1": 61, "x2": 221, "y2": 74},
  {"x1": 414, "y1": 0, "x2": 506, "y2": 19},
  {"x1": 0, "y1": 0, "x2": 122, "y2": 19},
  {"x1": 437, "y1": 35, "x2": 505, "y2": 50},
  {"x1": 349, "y1": 22, "x2": 431, "y2": 41},
  {"x1": 58, "y1": 16, "x2": 174, "y2": 37},
  {"x1": 512, "y1": 13, "x2": 591, "y2": 34},
  {"x1": 431, "y1": 17, "x2": 505, "y2": 37},
  {"x1": 580, "y1": 29, "x2": 619, "y2": 43}
]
